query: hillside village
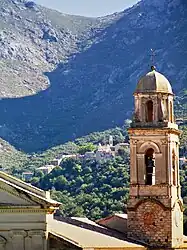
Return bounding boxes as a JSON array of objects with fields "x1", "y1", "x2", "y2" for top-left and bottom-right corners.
[{"x1": 22, "y1": 136, "x2": 130, "y2": 181}]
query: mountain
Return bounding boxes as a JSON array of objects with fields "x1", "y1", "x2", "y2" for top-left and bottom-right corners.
[
  {"x1": 0, "y1": 0, "x2": 118, "y2": 98},
  {"x1": 0, "y1": 0, "x2": 186, "y2": 152}
]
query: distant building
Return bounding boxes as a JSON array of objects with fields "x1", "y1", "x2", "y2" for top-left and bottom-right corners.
[
  {"x1": 36, "y1": 165, "x2": 55, "y2": 175},
  {"x1": 109, "y1": 135, "x2": 114, "y2": 147},
  {"x1": 115, "y1": 142, "x2": 130, "y2": 154},
  {"x1": 61, "y1": 154, "x2": 77, "y2": 160},
  {"x1": 179, "y1": 157, "x2": 187, "y2": 167},
  {"x1": 97, "y1": 213, "x2": 128, "y2": 234},
  {"x1": 84, "y1": 151, "x2": 96, "y2": 160},
  {"x1": 176, "y1": 118, "x2": 185, "y2": 125},
  {"x1": 96, "y1": 144, "x2": 114, "y2": 162},
  {"x1": 50, "y1": 158, "x2": 62, "y2": 166},
  {"x1": 22, "y1": 172, "x2": 33, "y2": 181}
]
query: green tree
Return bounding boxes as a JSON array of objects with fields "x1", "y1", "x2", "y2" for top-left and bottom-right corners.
[
  {"x1": 78, "y1": 143, "x2": 97, "y2": 155},
  {"x1": 54, "y1": 176, "x2": 68, "y2": 190}
]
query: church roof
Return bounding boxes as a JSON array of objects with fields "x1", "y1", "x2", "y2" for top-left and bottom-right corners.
[
  {"x1": 50, "y1": 217, "x2": 146, "y2": 249},
  {"x1": 0, "y1": 171, "x2": 60, "y2": 208},
  {"x1": 97, "y1": 213, "x2": 128, "y2": 234},
  {"x1": 135, "y1": 68, "x2": 173, "y2": 94}
]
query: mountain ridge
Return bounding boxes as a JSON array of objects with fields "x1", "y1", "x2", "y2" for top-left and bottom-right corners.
[{"x1": 0, "y1": 0, "x2": 187, "y2": 152}]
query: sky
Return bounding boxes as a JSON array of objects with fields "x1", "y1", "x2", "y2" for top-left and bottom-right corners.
[{"x1": 34, "y1": 0, "x2": 139, "y2": 17}]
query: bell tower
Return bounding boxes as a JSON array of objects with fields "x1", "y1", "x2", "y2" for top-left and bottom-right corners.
[{"x1": 127, "y1": 67, "x2": 183, "y2": 249}]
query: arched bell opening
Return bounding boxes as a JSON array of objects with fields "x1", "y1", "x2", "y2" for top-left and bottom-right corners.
[
  {"x1": 146, "y1": 100, "x2": 153, "y2": 122},
  {"x1": 145, "y1": 148, "x2": 155, "y2": 185}
]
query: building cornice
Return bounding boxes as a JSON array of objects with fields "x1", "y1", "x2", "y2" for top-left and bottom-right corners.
[
  {"x1": 0, "y1": 207, "x2": 56, "y2": 214},
  {"x1": 128, "y1": 127, "x2": 181, "y2": 136}
]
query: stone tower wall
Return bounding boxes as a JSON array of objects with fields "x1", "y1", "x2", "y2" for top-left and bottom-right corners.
[
  {"x1": 127, "y1": 128, "x2": 183, "y2": 248},
  {"x1": 128, "y1": 200, "x2": 172, "y2": 247}
]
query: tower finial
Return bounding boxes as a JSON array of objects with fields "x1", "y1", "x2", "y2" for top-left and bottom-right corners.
[
  {"x1": 150, "y1": 49, "x2": 156, "y2": 71},
  {"x1": 151, "y1": 65, "x2": 156, "y2": 71}
]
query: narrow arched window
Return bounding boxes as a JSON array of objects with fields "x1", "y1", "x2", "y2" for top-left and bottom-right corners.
[
  {"x1": 146, "y1": 100, "x2": 153, "y2": 122},
  {"x1": 170, "y1": 101, "x2": 173, "y2": 123},
  {"x1": 145, "y1": 148, "x2": 155, "y2": 185}
]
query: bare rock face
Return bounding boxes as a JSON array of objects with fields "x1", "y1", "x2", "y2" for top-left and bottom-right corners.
[
  {"x1": 0, "y1": 0, "x2": 113, "y2": 98},
  {"x1": 0, "y1": 0, "x2": 186, "y2": 152}
]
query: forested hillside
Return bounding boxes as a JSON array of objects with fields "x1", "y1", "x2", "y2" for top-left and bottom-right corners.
[
  {"x1": 2, "y1": 121, "x2": 187, "y2": 232},
  {"x1": 4, "y1": 126, "x2": 127, "y2": 174},
  {"x1": 27, "y1": 126, "x2": 187, "y2": 234},
  {"x1": 33, "y1": 156, "x2": 130, "y2": 220}
]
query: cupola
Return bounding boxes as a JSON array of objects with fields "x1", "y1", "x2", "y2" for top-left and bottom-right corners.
[
  {"x1": 135, "y1": 66, "x2": 173, "y2": 95},
  {"x1": 132, "y1": 67, "x2": 175, "y2": 127}
]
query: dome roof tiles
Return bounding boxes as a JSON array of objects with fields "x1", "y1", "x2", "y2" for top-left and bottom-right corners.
[{"x1": 135, "y1": 69, "x2": 173, "y2": 94}]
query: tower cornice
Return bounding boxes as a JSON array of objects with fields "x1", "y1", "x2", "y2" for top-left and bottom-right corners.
[{"x1": 128, "y1": 127, "x2": 181, "y2": 136}]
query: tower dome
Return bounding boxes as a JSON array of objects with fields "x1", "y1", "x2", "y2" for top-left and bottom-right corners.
[{"x1": 135, "y1": 67, "x2": 173, "y2": 94}]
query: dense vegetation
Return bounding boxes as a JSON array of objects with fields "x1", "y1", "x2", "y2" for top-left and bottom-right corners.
[
  {"x1": 0, "y1": 138, "x2": 28, "y2": 172},
  {"x1": 2, "y1": 125, "x2": 129, "y2": 220},
  {"x1": 27, "y1": 123, "x2": 187, "y2": 235},
  {"x1": 2, "y1": 121, "x2": 187, "y2": 233},
  {"x1": 28, "y1": 139, "x2": 187, "y2": 235},
  {"x1": 33, "y1": 155, "x2": 129, "y2": 220}
]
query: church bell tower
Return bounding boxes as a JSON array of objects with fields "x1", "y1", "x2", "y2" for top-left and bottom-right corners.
[{"x1": 127, "y1": 67, "x2": 183, "y2": 249}]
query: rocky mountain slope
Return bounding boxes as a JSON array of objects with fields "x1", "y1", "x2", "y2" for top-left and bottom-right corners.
[
  {"x1": 0, "y1": 0, "x2": 118, "y2": 97},
  {"x1": 0, "y1": 0, "x2": 186, "y2": 152}
]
